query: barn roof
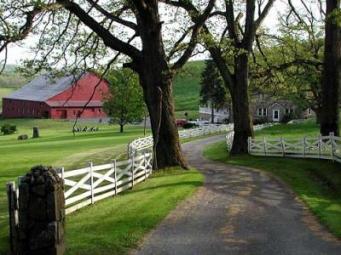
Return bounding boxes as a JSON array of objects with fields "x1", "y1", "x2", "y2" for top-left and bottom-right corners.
[{"x1": 4, "y1": 73, "x2": 84, "y2": 102}]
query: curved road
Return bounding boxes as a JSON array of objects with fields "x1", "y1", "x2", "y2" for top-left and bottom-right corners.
[{"x1": 131, "y1": 135, "x2": 341, "y2": 255}]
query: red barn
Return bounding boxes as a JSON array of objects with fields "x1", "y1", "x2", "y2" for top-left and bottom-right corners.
[{"x1": 2, "y1": 72, "x2": 109, "y2": 119}]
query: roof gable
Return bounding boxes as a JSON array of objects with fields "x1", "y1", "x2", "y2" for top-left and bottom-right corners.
[{"x1": 4, "y1": 73, "x2": 83, "y2": 102}]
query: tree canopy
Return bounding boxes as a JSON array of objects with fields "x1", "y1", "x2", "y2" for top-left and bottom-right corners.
[{"x1": 104, "y1": 69, "x2": 145, "y2": 133}]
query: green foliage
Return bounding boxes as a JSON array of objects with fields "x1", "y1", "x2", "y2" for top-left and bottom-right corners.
[
  {"x1": 0, "y1": 123, "x2": 16, "y2": 135},
  {"x1": 103, "y1": 69, "x2": 145, "y2": 132},
  {"x1": 280, "y1": 113, "x2": 294, "y2": 124},
  {"x1": 200, "y1": 60, "x2": 228, "y2": 109},
  {"x1": 182, "y1": 122, "x2": 198, "y2": 129},
  {"x1": 250, "y1": 20, "x2": 324, "y2": 114}
]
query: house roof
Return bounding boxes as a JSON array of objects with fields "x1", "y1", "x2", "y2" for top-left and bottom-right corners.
[
  {"x1": 46, "y1": 100, "x2": 103, "y2": 107},
  {"x1": 4, "y1": 73, "x2": 84, "y2": 102}
]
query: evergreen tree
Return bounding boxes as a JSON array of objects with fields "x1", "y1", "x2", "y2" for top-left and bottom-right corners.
[{"x1": 200, "y1": 60, "x2": 228, "y2": 123}]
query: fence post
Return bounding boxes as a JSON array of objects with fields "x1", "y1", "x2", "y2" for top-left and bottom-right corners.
[
  {"x1": 263, "y1": 137, "x2": 267, "y2": 156},
  {"x1": 247, "y1": 137, "x2": 251, "y2": 153},
  {"x1": 131, "y1": 154, "x2": 135, "y2": 188},
  {"x1": 7, "y1": 181, "x2": 18, "y2": 254},
  {"x1": 144, "y1": 152, "x2": 147, "y2": 181},
  {"x1": 89, "y1": 162, "x2": 94, "y2": 204},
  {"x1": 61, "y1": 167, "x2": 65, "y2": 180},
  {"x1": 113, "y1": 160, "x2": 117, "y2": 196},
  {"x1": 330, "y1": 132, "x2": 335, "y2": 161},
  {"x1": 280, "y1": 137, "x2": 285, "y2": 157}
]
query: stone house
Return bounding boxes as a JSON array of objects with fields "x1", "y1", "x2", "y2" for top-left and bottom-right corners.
[{"x1": 199, "y1": 95, "x2": 314, "y2": 123}]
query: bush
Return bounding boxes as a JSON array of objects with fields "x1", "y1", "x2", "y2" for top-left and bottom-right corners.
[
  {"x1": 183, "y1": 123, "x2": 198, "y2": 129},
  {"x1": 281, "y1": 113, "x2": 294, "y2": 124},
  {"x1": 253, "y1": 117, "x2": 268, "y2": 125},
  {"x1": 18, "y1": 134, "x2": 28, "y2": 140},
  {"x1": 1, "y1": 124, "x2": 17, "y2": 135}
]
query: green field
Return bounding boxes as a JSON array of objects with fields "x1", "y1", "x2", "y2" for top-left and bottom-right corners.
[
  {"x1": 204, "y1": 122, "x2": 341, "y2": 238},
  {"x1": 173, "y1": 61, "x2": 204, "y2": 117},
  {"x1": 0, "y1": 119, "x2": 152, "y2": 252}
]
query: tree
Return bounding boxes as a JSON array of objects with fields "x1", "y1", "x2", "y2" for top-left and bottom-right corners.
[
  {"x1": 200, "y1": 60, "x2": 228, "y2": 123},
  {"x1": 172, "y1": 0, "x2": 276, "y2": 154},
  {"x1": 0, "y1": 0, "x2": 216, "y2": 169},
  {"x1": 104, "y1": 69, "x2": 144, "y2": 133},
  {"x1": 249, "y1": 15, "x2": 325, "y2": 123},
  {"x1": 320, "y1": 0, "x2": 341, "y2": 136}
]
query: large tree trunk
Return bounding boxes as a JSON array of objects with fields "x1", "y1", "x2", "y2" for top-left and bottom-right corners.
[
  {"x1": 230, "y1": 54, "x2": 254, "y2": 154},
  {"x1": 135, "y1": 2, "x2": 188, "y2": 169},
  {"x1": 320, "y1": 0, "x2": 341, "y2": 136},
  {"x1": 139, "y1": 71, "x2": 188, "y2": 169}
]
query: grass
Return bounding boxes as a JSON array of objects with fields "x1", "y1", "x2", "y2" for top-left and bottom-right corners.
[
  {"x1": 0, "y1": 118, "x2": 204, "y2": 254},
  {"x1": 65, "y1": 168, "x2": 203, "y2": 255},
  {"x1": 256, "y1": 119, "x2": 322, "y2": 138},
  {"x1": 203, "y1": 124, "x2": 341, "y2": 238},
  {"x1": 0, "y1": 118, "x2": 151, "y2": 252},
  {"x1": 173, "y1": 61, "x2": 204, "y2": 114}
]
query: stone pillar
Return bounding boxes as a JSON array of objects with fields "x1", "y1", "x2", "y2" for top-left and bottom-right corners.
[
  {"x1": 18, "y1": 166, "x2": 65, "y2": 255},
  {"x1": 32, "y1": 127, "x2": 40, "y2": 138}
]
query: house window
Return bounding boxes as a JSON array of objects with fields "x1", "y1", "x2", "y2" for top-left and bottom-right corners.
[
  {"x1": 286, "y1": 108, "x2": 293, "y2": 114},
  {"x1": 258, "y1": 108, "x2": 262, "y2": 116},
  {"x1": 263, "y1": 108, "x2": 267, "y2": 116}
]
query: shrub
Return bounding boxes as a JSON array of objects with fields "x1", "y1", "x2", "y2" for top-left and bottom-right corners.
[
  {"x1": 281, "y1": 113, "x2": 294, "y2": 124},
  {"x1": 183, "y1": 123, "x2": 198, "y2": 129},
  {"x1": 1, "y1": 124, "x2": 17, "y2": 135},
  {"x1": 253, "y1": 117, "x2": 268, "y2": 125},
  {"x1": 18, "y1": 134, "x2": 28, "y2": 140}
]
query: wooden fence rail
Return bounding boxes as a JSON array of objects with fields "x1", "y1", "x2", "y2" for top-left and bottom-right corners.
[
  {"x1": 248, "y1": 132, "x2": 341, "y2": 163},
  {"x1": 129, "y1": 124, "x2": 234, "y2": 156},
  {"x1": 225, "y1": 123, "x2": 275, "y2": 150}
]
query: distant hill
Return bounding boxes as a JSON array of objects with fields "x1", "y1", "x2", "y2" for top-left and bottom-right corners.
[
  {"x1": 173, "y1": 60, "x2": 204, "y2": 118},
  {"x1": 0, "y1": 62, "x2": 205, "y2": 116}
]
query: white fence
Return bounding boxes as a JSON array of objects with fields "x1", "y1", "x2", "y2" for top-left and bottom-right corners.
[
  {"x1": 225, "y1": 123, "x2": 274, "y2": 150},
  {"x1": 129, "y1": 124, "x2": 234, "y2": 156},
  {"x1": 248, "y1": 133, "x2": 341, "y2": 163},
  {"x1": 8, "y1": 124, "x2": 234, "y2": 216},
  {"x1": 61, "y1": 153, "x2": 153, "y2": 214}
]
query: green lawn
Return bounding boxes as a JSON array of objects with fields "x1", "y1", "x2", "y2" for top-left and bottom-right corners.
[
  {"x1": 0, "y1": 119, "x2": 151, "y2": 252},
  {"x1": 173, "y1": 61, "x2": 204, "y2": 114},
  {"x1": 256, "y1": 119, "x2": 322, "y2": 138},
  {"x1": 0, "y1": 118, "x2": 205, "y2": 254},
  {"x1": 203, "y1": 123, "x2": 341, "y2": 238},
  {"x1": 66, "y1": 168, "x2": 203, "y2": 255}
]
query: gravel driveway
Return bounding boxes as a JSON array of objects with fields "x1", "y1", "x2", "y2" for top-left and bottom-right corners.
[{"x1": 130, "y1": 135, "x2": 341, "y2": 255}]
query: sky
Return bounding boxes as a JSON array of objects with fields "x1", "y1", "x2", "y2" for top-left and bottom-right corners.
[{"x1": 2, "y1": 0, "x2": 287, "y2": 65}]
